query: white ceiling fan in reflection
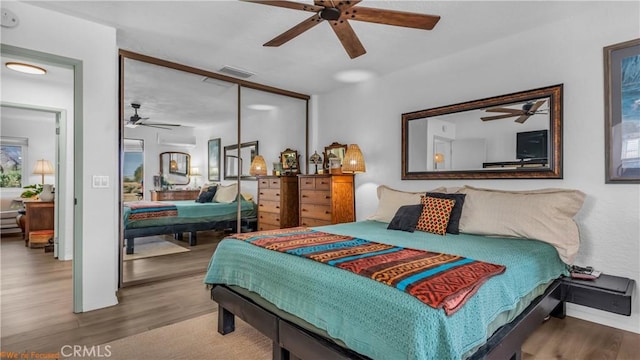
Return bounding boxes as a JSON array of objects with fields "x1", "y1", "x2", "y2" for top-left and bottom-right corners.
[{"x1": 126, "y1": 103, "x2": 181, "y2": 130}]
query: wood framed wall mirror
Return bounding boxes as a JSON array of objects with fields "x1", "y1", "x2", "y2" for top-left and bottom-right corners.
[
  {"x1": 160, "y1": 151, "x2": 190, "y2": 185},
  {"x1": 224, "y1": 141, "x2": 258, "y2": 180},
  {"x1": 402, "y1": 84, "x2": 563, "y2": 179}
]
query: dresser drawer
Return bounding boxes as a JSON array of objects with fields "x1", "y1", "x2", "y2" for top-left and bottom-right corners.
[
  {"x1": 268, "y1": 178, "x2": 281, "y2": 188},
  {"x1": 300, "y1": 190, "x2": 331, "y2": 205},
  {"x1": 259, "y1": 212, "x2": 281, "y2": 226},
  {"x1": 299, "y1": 177, "x2": 331, "y2": 190},
  {"x1": 300, "y1": 217, "x2": 331, "y2": 227},
  {"x1": 259, "y1": 188, "x2": 280, "y2": 202},
  {"x1": 258, "y1": 200, "x2": 280, "y2": 214},
  {"x1": 300, "y1": 203, "x2": 332, "y2": 221},
  {"x1": 258, "y1": 178, "x2": 271, "y2": 188}
]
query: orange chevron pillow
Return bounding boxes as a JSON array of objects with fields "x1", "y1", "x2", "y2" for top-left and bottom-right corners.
[{"x1": 415, "y1": 196, "x2": 456, "y2": 236}]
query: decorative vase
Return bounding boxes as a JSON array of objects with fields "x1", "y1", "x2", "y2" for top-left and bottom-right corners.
[{"x1": 39, "y1": 184, "x2": 54, "y2": 202}]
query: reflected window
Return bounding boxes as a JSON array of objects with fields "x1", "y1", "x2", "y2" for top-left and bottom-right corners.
[
  {"x1": 123, "y1": 139, "x2": 144, "y2": 201},
  {"x1": 0, "y1": 137, "x2": 27, "y2": 188}
]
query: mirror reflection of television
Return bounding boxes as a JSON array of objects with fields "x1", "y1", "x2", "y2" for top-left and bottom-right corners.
[{"x1": 517, "y1": 130, "x2": 548, "y2": 160}]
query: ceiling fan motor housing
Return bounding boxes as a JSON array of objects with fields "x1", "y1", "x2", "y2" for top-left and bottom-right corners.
[{"x1": 320, "y1": 7, "x2": 341, "y2": 21}]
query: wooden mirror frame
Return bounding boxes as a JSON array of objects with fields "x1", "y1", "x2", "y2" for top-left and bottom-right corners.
[
  {"x1": 223, "y1": 141, "x2": 259, "y2": 180},
  {"x1": 280, "y1": 148, "x2": 299, "y2": 173},
  {"x1": 401, "y1": 84, "x2": 563, "y2": 180},
  {"x1": 323, "y1": 142, "x2": 348, "y2": 170},
  {"x1": 159, "y1": 151, "x2": 190, "y2": 185}
]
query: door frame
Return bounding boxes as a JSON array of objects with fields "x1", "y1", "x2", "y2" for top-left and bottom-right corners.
[{"x1": 1, "y1": 44, "x2": 84, "y2": 313}]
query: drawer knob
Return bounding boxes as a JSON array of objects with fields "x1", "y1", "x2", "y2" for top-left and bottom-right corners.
[
  {"x1": 325, "y1": 211, "x2": 330, "y2": 214},
  {"x1": 276, "y1": 206, "x2": 280, "y2": 209},
  {"x1": 302, "y1": 195, "x2": 308, "y2": 198},
  {"x1": 320, "y1": 181, "x2": 327, "y2": 184},
  {"x1": 305, "y1": 181, "x2": 312, "y2": 184},
  {"x1": 302, "y1": 209, "x2": 308, "y2": 212},
  {"x1": 325, "y1": 196, "x2": 331, "y2": 199}
]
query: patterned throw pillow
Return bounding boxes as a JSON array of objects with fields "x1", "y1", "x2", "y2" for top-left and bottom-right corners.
[{"x1": 415, "y1": 196, "x2": 456, "y2": 236}]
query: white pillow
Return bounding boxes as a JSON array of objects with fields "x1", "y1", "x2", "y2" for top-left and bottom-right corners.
[
  {"x1": 367, "y1": 185, "x2": 446, "y2": 223},
  {"x1": 213, "y1": 183, "x2": 238, "y2": 203},
  {"x1": 456, "y1": 186, "x2": 586, "y2": 264}
]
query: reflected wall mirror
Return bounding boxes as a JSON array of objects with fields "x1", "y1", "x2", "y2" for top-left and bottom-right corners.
[
  {"x1": 160, "y1": 151, "x2": 190, "y2": 185},
  {"x1": 402, "y1": 84, "x2": 563, "y2": 179},
  {"x1": 224, "y1": 141, "x2": 258, "y2": 180}
]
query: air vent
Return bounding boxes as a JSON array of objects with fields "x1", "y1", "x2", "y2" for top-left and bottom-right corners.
[
  {"x1": 219, "y1": 65, "x2": 255, "y2": 79},
  {"x1": 201, "y1": 77, "x2": 235, "y2": 88}
]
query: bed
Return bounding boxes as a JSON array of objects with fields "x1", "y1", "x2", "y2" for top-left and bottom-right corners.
[
  {"x1": 123, "y1": 198, "x2": 256, "y2": 254},
  {"x1": 204, "y1": 220, "x2": 569, "y2": 360}
]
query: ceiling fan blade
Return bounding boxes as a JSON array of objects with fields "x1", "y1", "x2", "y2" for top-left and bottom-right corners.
[
  {"x1": 484, "y1": 107, "x2": 523, "y2": 114},
  {"x1": 142, "y1": 123, "x2": 181, "y2": 127},
  {"x1": 515, "y1": 114, "x2": 531, "y2": 123},
  {"x1": 264, "y1": 14, "x2": 323, "y2": 47},
  {"x1": 240, "y1": 0, "x2": 323, "y2": 12},
  {"x1": 527, "y1": 100, "x2": 546, "y2": 114},
  {"x1": 329, "y1": 20, "x2": 366, "y2": 59},
  {"x1": 481, "y1": 113, "x2": 520, "y2": 121},
  {"x1": 141, "y1": 124, "x2": 174, "y2": 130},
  {"x1": 349, "y1": 6, "x2": 440, "y2": 30}
]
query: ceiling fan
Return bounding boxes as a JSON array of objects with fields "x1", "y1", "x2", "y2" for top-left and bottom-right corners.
[
  {"x1": 481, "y1": 100, "x2": 548, "y2": 124},
  {"x1": 241, "y1": 0, "x2": 441, "y2": 59},
  {"x1": 126, "y1": 103, "x2": 181, "y2": 130}
]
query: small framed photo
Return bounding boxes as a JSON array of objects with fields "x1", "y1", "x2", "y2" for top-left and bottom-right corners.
[{"x1": 604, "y1": 38, "x2": 640, "y2": 183}]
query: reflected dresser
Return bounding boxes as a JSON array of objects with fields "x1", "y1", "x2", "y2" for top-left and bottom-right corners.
[{"x1": 257, "y1": 175, "x2": 299, "y2": 231}]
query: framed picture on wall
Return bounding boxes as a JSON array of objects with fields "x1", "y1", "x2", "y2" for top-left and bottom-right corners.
[
  {"x1": 208, "y1": 138, "x2": 221, "y2": 182},
  {"x1": 604, "y1": 38, "x2": 640, "y2": 183}
]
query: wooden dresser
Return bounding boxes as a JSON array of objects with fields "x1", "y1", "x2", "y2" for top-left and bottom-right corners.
[
  {"x1": 150, "y1": 189, "x2": 200, "y2": 201},
  {"x1": 257, "y1": 175, "x2": 299, "y2": 231},
  {"x1": 23, "y1": 200, "x2": 55, "y2": 246},
  {"x1": 298, "y1": 174, "x2": 355, "y2": 227}
]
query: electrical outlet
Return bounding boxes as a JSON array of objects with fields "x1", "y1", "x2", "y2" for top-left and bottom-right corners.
[
  {"x1": 92, "y1": 175, "x2": 110, "y2": 188},
  {"x1": 1, "y1": 8, "x2": 19, "y2": 28}
]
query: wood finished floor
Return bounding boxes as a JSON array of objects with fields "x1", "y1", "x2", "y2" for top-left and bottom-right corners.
[
  {"x1": 122, "y1": 230, "x2": 226, "y2": 285},
  {"x1": 1, "y1": 233, "x2": 639, "y2": 359}
]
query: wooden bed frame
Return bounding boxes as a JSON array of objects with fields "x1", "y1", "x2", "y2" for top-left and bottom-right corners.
[
  {"x1": 124, "y1": 217, "x2": 256, "y2": 254},
  {"x1": 211, "y1": 280, "x2": 566, "y2": 360}
]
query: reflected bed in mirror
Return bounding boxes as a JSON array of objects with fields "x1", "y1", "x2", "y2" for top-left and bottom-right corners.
[
  {"x1": 402, "y1": 84, "x2": 563, "y2": 179},
  {"x1": 160, "y1": 151, "x2": 190, "y2": 185}
]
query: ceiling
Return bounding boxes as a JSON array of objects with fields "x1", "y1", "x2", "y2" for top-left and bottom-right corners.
[{"x1": 27, "y1": 1, "x2": 585, "y2": 96}]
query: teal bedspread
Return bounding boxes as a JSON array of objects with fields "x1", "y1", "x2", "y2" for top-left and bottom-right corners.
[
  {"x1": 204, "y1": 221, "x2": 567, "y2": 360},
  {"x1": 123, "y1": 199, "x2": 256, "y2": 229}
]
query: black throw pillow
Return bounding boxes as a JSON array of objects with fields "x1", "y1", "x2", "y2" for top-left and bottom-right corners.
[
  {"x1": 387, "y1": 204, "x2": 424, "y2": 232},
  {"x1": 196, "y1": 186, "x2": 217, "y2": 203},
  {"x1": 425, "y1": 192, "x2": 466, "y2": 234}
]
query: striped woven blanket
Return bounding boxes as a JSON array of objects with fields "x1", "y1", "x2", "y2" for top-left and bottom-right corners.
[
  {"x1": 230, "y1": 227, "x2": 506, "y2": 315},
  {"x1": 126, "y1": 201, "x2": 178, "y2": 221}
]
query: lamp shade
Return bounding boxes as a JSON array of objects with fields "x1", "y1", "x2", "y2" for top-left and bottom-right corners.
[
  {"x1": 190, "y1": 166, "x2": 201, "y2": 176},
  {"x1": 342, "y1": 144, "x2": 366, "y2": 173},
  {"x1": 249, "y1": 155, "x2": 267, "y2": 176},
  {"x1": 32, "y1": 159, "x2": 54, "y2": 184}
]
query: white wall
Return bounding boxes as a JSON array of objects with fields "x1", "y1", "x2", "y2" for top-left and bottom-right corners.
[
  {"x1": 2, "y1": 2, "x2": 119, "y2": 311},
  {"x1": 314, "y1": 2, "x2": 640, "y2": 333}
]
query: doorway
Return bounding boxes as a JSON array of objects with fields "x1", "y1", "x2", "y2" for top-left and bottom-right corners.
[{"x1": 1, "y1": 44, "x2": 82, "y2": 312}]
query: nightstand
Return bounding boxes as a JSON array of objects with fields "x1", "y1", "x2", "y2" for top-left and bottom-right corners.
[{"x1": 561, "y1": 274, "x2": 634, "y2": 316}]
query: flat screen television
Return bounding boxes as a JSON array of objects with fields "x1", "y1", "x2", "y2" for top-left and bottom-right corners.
[{"x1": 516, "y1": 130, "x2": 548, "y2": 160}]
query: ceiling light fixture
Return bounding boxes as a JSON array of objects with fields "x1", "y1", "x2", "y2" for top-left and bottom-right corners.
[
  {"x1": 334, "y1": 70, "x2": 374, "y2": 83},
  {"x1": 247, "y1": 104, "x2": 276, "y2": 111},
  {"x1": 6, "y1": 62, "x2": 47, "y2": 75}
]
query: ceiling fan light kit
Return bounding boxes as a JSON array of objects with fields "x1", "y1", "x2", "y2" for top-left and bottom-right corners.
[{"x1": 242, "y1": 0, "x2": 440, "y2": 59}]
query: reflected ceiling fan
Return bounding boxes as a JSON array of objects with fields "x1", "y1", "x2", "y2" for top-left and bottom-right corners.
[
  {"x1": 241, "y1": 0, "x2": 441, "y2": 59},
  {"x1": 481, "y1": 100, "x2": 548, "y2": 124},
  {"x1": 126, "y1": 103, "x2": 181, "y2": 130}
]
